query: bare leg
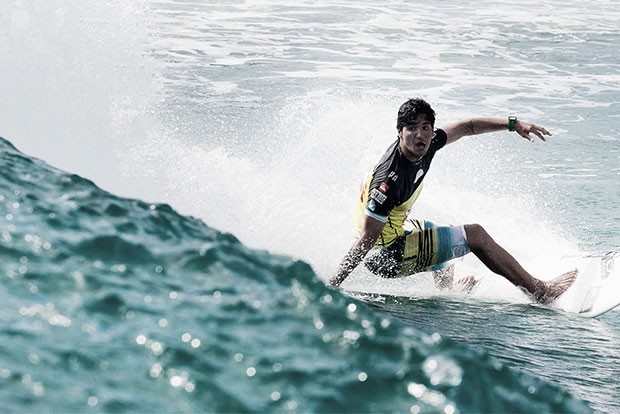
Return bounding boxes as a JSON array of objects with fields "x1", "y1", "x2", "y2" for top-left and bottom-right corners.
[{"x1": 464, "y1": 224, "x2": 576, "y2": 304}]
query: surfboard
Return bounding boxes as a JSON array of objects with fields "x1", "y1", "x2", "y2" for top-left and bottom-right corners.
[{"x1": 550, "y1": 252, "x2": 620, "y2": 318}]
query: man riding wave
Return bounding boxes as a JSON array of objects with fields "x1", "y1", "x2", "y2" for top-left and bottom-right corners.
[{"x1": 329, "y1": 98, "x2": 576, "y2": 304}]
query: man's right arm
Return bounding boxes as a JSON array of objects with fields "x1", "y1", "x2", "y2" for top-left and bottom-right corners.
[{"x1": 329, "y1": 216, "x2": 385, "y2": 287}]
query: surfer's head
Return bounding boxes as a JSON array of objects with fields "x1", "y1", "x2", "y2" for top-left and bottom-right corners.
[
  {"x1": 397, "y1": 98, "x2": 435, "y2": 132},
  {"x1": 397, "y1": 98, "x2": 436, "y2": 162}
]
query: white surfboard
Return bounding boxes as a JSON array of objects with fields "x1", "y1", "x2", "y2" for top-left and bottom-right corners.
[{"x1": 550, "y1": 252, "x2": 620, "y2": 317}]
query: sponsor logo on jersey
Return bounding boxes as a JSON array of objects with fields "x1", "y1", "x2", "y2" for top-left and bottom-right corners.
[
  {"x1": 388, "y1": 171, "x2": 398, "y2": 181},
  {"x1": 414, "y1": 169, "x2": 424, "y2": 183},
  {"x1": 379, "y1": 182, "x2": 389, "y2": 193},
  {"x1": 368, "y1": 200, "x2": 376, "y2": 211},
  {"x1": 369, "y1": 188, "x2": 387, "y2": 204}
]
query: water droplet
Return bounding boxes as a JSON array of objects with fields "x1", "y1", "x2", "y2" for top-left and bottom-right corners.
[
  {"x1": 170, "y1": 375, "x2": 184, "y2": 387},
  {"x1": 270, "y1": 391, "x2": 281, "y2": 401},
  {"x1": 151, "y1": 342, "x2": 164, "y2": 355},
  {"x1": 190, "y1": 338, "x2": 201, "y2": 348},
  {"x1": 444, "y1": 404, "x2": 456, "y2": 414},
  {"x1": 424, "y1": 358, "x2": 438, "y2": 371},
  {"x1": 136, "y1": 335, "x2": 147, "y2": 345},
  {"x1": 343, "y1": 330, "x2": 360, "y2": 341},
  {"x1": 347, "y1": 303, "x2": 357, "y2": 313},
  {"x1": 87, "y1": 396, "x2": 98, "y2": 407},
  {"x1": 158, "y1": 319, "x2": 168, "y2": 328},
  {"x1": 150, "y1": 363, "x2": 163, "y2": 378},
  {"x1": 181, "y1": 333, "x2": 191, "y2": 342},
  {"x1": 320, "y1": 294, "x2": 332, "y2": 303},
  {"x1": 111, "y1": 264, "x2": 127, "y2": 273},
  {"x1": 246, "y1": 367, "x2": 256, "y2": 377},
  {"x1": 358, "y1": 372, "x2": 368, "y2": 382},
  {"x1": 407, "y1": 382, "x2": 427, "y2": 398},
  {"x1": 32, "y1": 382, "x2": 44, "y2": 397}
]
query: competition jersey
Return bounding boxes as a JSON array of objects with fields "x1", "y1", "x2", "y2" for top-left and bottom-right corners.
[{"x1": 355, "y1": 129, "x2": 448, "y2": 247}]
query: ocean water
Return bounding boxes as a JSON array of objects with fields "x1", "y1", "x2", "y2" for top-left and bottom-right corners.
[{"x1": 1, "y1": 0, "x2": 619, "y2": 413}]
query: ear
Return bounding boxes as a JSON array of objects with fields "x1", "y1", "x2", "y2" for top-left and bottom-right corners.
[{"x1": 397, "y1": 128, "x2": 403, "y2": 139}]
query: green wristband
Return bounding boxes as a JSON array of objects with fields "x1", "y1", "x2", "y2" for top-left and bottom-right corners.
[{"x1": 508, "y1": 116, "x2": 517, "y2": 131}]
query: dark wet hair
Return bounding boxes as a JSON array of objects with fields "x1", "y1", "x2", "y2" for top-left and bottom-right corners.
[{"x1": 396, "y1": 98, "x2": 436, "y2": 130}]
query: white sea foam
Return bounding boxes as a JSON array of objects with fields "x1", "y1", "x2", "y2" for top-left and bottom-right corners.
[{"x1": 2, "y1": 0, "x2": 619, "y2": 296}]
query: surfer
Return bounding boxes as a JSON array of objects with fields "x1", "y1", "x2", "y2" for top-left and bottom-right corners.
[{"x1": 329, "y1": 98, "x2": 576, "y2": 304}]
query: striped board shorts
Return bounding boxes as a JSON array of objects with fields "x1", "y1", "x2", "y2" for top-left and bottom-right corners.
[{"x1": 364, "y1": 219, "x2": 471, "y2": 278}]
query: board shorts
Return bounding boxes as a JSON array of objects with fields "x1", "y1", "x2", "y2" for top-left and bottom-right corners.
[{"x1": 364, "y1": 219, "x2": 471, "y2": 278}]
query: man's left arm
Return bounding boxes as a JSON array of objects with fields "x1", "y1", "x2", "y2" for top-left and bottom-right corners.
[{"x1": 441, "y1": 118, "x2": 552, "y2": 145}]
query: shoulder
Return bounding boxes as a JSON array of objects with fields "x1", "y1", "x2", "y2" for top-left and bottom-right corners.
[
  {"x1": 371, "y1": 139, "x2": 400, "y2": 177},
  {"x1": 432, "y1": 128, "x2": 448, "y2": 149}
]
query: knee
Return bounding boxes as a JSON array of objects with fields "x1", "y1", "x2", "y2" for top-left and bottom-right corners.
[{"x1": 464, "y1": 223, "x2": 488, "y2": 249}]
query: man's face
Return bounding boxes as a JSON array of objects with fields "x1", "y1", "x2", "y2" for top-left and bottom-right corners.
[{"x1": 398, "y1": 113, "x2": 434, "y2": 162}]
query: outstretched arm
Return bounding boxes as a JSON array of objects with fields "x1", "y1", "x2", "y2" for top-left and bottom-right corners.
[
  {"x1": 441, "y1": 118, "x2": 552, "y2": 145},
  {"x1": 329, "y1": 216, "x2": 384, "y2": 287}
]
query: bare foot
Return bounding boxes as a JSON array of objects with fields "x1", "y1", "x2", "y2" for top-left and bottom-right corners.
[
  {"x1": 454, "y1": 276, "x2": 478, "y2": 294},
  {"x1": 536, "y1": 269, "x2": 578, "y2": 305},
  {"x1": 432, "y1": 265, "x2": 454, "y2": 290}
]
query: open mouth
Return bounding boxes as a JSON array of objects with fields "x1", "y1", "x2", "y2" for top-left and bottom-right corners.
[{"x1": 414, "y1": 142, "x2": 426, "y2": 149}]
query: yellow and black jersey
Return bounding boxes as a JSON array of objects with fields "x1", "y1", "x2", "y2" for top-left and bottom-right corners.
[{"x1": 355, "y1": 129, "x2": 448, "y2": 247}]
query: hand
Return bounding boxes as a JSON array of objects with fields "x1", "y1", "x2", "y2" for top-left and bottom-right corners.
[{"x1": 515, "y1": 120, "x2": 552, "y2": 142}]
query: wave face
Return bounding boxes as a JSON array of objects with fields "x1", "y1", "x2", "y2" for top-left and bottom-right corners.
[{"x1": 0, "y1": 136, "x2": 590, "y2": 413}]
